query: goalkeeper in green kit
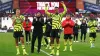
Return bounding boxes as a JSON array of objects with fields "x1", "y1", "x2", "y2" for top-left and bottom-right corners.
[{"x1": 45, "y1": 1, "x2": 67, "y2": 56}]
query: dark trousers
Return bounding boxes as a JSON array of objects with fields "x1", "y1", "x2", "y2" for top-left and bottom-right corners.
[
  {"x1": 73, "y1": 33, "x2": 78, "y2": 41},
  {"x1": 18, "y1": 38, "x2": 20, "y2": 42},
  {"x1": 44, "y1": 36, "x2": 49, "y2": 45},
  {"x1": 80, "y1": 33, "x2": 86, "y2": 41},
  {"x1": 31, "y1": 32, "x2": 43, "y2": 52},
  {"x1": 25, "y1": 31, "x2": 31, "y2": 42}
]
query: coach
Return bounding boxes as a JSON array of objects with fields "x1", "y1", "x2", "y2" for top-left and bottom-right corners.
[{"x1": 31, "y1": 12, "x2": 44, "y2": 53}]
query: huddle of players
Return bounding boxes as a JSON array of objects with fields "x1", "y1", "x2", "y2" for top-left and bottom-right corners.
[{"x1": 11, "y1": 1, "x2": 97, "y2": 56}]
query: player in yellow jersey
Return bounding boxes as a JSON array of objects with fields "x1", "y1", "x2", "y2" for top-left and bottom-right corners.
[
  {"x1": 45, "y1": 1, "x2": 67, "y2": 56},
  {"x1": 88, "y1": 14, "x2": 98, "y2": 48},
  {"x1": 11, "y1": 8, "x2": 28, "y2": 55}
]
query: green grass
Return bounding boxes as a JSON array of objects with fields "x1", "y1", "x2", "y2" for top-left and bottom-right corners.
[{"x1": 0, "y1": 32, "x2": 100, "y2": 56}]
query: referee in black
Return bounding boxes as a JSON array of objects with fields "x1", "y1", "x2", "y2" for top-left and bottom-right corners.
[{"x1": 31, "y1": 12, "x2": 44, "y2": 53}]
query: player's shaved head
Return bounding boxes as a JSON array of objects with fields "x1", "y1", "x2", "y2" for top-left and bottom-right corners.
[{"x1": 54, "y1": 7, "x2": 59, "y2": 14}]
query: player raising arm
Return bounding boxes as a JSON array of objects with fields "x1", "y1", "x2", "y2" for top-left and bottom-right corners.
[{"x1": 45, "y1": 1, "x2": 67, "y2": 56}]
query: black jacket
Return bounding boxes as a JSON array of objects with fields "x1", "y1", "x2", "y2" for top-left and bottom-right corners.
[
  {"x1": 80, "y1": 23, "x2": 87, "y2": 33},
  {"x1": 45, "y1": 18, "x2": 52, "y2": 32},
  {"x1": 73, "y1": 23, "x2": 79, "y2": 34},
  {"x1": 32, "y1": 16, "x2": 44, "y2": 33}
]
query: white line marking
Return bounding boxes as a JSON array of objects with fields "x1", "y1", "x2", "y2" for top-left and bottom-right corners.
[{"x1": 34, "y1": 46, "x2": 51, "y2": 56}]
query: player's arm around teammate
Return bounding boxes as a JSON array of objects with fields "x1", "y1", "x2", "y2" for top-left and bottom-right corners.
[{"x1": 61, "y1": 14, "x2": 74, "y2": 51}]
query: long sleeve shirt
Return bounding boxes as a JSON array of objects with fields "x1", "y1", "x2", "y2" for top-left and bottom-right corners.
[
  {"x1": 45, "y1": 3, "x2": 67, "y2": 29},
  {"x1": 32, "y1": 16, "x2": 44, "y2": 33}
]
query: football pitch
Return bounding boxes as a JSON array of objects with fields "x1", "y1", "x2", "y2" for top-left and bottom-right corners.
[{"x1": 0, "y1": 32, "x2": 100, "y2": 56}]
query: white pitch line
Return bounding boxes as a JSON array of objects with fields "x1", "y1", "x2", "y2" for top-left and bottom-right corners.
[{"x1": 34, "y1": 46, "x2": 51, "y2": 56}]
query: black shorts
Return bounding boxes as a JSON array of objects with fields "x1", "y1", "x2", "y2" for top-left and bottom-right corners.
[
  {"x1": 51, "y1": 29, "x2": 60, "y2": 38},
  {"x1": 45, "y1": 31, "x2": 51, "y2": 37},
  {"x1": 59, "y1": 29, "x2": 63, "y2": 33},
  {"x1": 89, "y1": 33, "x2": 96, "y2": 38},
  {"x1": 64, "y1": 34, "x2": 73, "y2": 39},
  {"x1": 13, "y1": 31, "x2": 24, "y2": 38}
]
